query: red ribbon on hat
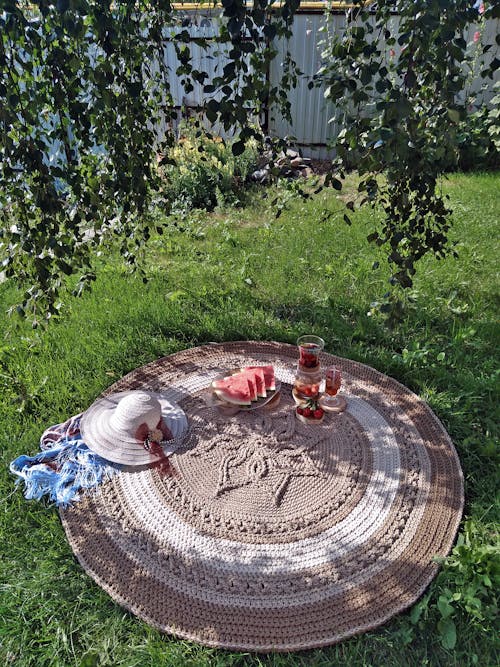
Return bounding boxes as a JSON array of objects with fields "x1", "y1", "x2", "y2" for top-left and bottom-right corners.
[{"x1": 141, "y1": 420, "x2": 175, "y2": 477}]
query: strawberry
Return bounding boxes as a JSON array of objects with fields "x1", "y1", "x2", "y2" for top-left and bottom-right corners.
[
  {"x1": 303, "y1": 407, "x2": 312, "y2": 418},
  {"x1": 297, "y1": 406, "x2": 304, "y2": 415},
  {"x1": 313, "y1": 408, "x2": 324, "y2": 419}
]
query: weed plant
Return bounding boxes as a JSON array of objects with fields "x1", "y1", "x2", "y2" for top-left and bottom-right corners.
[
  {"x1": 159, "y1": 121, "x2": 259, "y2": 215},
  {"x1": 0, "y1": 172, "x2": 498, "y2": 667}
]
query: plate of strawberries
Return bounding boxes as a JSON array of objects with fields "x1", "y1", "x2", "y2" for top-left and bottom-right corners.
[{"x1": 295, "y1": 400, "x2": 325, "y2": 423}]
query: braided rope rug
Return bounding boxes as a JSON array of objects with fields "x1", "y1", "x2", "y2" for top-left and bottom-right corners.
[{"x1": 60, "y1": 341, "x2": 464, "y2": 651}]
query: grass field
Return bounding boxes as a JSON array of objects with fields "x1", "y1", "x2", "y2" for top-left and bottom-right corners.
[{"x1": 0, "y1": 172, "x2": 498, "y2": 667}]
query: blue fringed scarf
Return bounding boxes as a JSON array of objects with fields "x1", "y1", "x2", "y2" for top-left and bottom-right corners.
[{"x1": 10, "y1": 414, "x2": 120, "y2": 507}]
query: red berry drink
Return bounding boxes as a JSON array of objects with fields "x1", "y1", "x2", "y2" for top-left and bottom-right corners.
[
  {"x1": 297, "y1": 335, "x2": 324, "y2": 369},
  {"x1": 319, "y1": 365, "x2": 346, "y2": 412},
  {"x1": 294, "y1": 377, "x2": 320, "y2": 399},
  {"x1": 325, "y1": 367, "x2": 342, "y2": 396}
]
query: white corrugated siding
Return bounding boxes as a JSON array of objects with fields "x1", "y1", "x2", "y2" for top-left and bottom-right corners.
[
  {"x1": 156, "y1": 12, "x2": 257, "y2": 141},
  {"x1": 269, "y1": 12, "x2": 499, "y2": 158},
  {"x1": 269, "y1": 13, "x2": 343, "y2": 158},
  {"x1": 156, "y1": 9, "x2": 499, "y2": 156}
]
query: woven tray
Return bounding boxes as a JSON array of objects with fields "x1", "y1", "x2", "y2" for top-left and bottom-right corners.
[{"x1": 60, "y1": 341, "x2": 464, "y2": 651}]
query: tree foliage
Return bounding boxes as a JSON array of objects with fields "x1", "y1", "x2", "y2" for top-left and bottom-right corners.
[
  {"x1": 319, "y1": 0, "x2": 499, "y2": 318},
  {"x1": 0, "y1": 0, "x2": 297, "y2": 323},
  {"x1": 0, "y1": 0, "x2": 498, "y2": 324}
]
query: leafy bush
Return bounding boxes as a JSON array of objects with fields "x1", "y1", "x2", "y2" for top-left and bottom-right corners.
[
  {"x1": 456, "y1": 102, "x2": 500, "y2": 172},
  {"x1": 160, "y1": 123, "x2": 259, "y2": 215},
  {"x1": 405, "y1": 520, "x2": 499, "y2": 651}
]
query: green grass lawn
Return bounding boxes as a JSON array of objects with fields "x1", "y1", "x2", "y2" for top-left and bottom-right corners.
[{"x1": 0, "y1": 172, "x2": 498, "y2": 667}]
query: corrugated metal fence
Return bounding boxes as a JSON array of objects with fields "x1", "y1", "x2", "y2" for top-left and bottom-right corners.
[{"x1": 160, "y1": 8, "x2": 499, "y2": 158}]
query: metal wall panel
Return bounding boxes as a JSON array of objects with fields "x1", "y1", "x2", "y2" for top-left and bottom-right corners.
[
  {"x1": 269, "y1": 13, "x2": 342, "y2": 159},
  {"x1": 157, "y1": 9, "x2": 498, "y2": 156},
  {"x1": 268, "y1": 12, "x2": 499, "y2": 159},
  {"x1": 462, "y1": 17, "x2": 500, "y2": 105},
  {"x1": 156, "y1": 12, "x2": 236, "y2": 143}
]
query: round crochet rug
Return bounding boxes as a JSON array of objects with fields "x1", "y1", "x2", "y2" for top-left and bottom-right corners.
[{"x1": 60, "y1": 341, "x2": 464, "y2": 651}]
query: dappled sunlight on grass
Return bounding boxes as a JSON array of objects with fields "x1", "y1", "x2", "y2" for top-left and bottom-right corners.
[{"x1": 0, "y1": 172, "x2": 498, "y2": 667}]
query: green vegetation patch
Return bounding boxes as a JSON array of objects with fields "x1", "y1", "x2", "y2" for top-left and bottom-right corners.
[{"x1": 0, "y1": 172, "x2": 498, "y2": 667}]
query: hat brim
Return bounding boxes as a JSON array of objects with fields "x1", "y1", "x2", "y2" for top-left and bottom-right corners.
[{"x1": 80, "y1": 391, "x2": 188, "y2": 465}]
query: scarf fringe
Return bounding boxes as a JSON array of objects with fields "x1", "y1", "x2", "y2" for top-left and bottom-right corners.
[{"x1": 10, "y1": 413, "x2": 120, "y2": 507}]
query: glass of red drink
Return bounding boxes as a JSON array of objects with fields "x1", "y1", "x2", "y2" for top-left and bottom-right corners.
[
  {"x1": 293, "y1": 366, "x2": 321, "y2": 400},
  {"x1": 297, "y1": 335, "x2": 324, "y2": 369},
  {"x1": 325, "y1": 367, "x2": 341, "y2": 396},
  {"x1": 320, "y1": 366, "x2": 346, "y2": 411}
]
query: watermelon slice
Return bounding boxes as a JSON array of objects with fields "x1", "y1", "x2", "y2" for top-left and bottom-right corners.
[
  {"x1": 242, "y1": 367, "x2": 266, "y2": 398},
  {"x1": 245, "y1": 365, "x2": 275, "y2": 391},
  {"x1": 245, "y1": 372, "x2": 258, "y2": 401},
  {"x1": 212, "y1": 373, "x2": 253, "y2": 406}
]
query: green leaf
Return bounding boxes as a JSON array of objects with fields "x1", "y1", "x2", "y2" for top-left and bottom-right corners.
[
  {"x1": 437, "y1": 595, "x2": 454, "y2": 619},
  {"x1": 231, "y1": 140, "x2": 245, "y2": 156},
  {"x1": 380, "y1": 127, "x2": 394, "y2": 141},
  {"x1": 165, "y1": 290, "x2": 186, "y2": 302},
  {"x1": 447, "y1": 108, "x2": 461, "y2": 124},
  {"x1": 327, "y1": 176, "x2": 342, "y2": 191},
  {"x1": 438, "y1": 617, "x2": 457, "y2": 649},
  {"x1": 409, "y1": 599, "x2": 427, "y2": 625}
]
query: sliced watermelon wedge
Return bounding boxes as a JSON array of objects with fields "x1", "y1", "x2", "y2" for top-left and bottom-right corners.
[
  {"x1": 212, "y1": 373, "x2": 253, "y2": 406},
  {"x1": 241, "y1": 367, "x2": 266, "y2": 398},
  {"x1": 245, "y1": 372, "x2": 258, "y2": 401},
  {"x1": 245, "y1": 365, "x2": 275, "y2": 392}
]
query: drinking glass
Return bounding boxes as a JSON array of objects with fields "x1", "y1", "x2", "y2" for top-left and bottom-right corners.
[
  {"x1": 297, "y1": 335, "x2": 324, "y2": 369},
  {"x1": 320, "y1": 366, "x2": 346, "y2": 411}
]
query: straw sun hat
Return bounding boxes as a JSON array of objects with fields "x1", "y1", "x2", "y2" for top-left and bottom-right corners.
[{"x1": 80, "y1": 391, "x2": 188, "y2": 466}]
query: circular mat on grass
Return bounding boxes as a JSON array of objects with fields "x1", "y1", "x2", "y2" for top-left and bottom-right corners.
[{"x1": 60, "y1": 341, "x2": 463, "y2": 651}]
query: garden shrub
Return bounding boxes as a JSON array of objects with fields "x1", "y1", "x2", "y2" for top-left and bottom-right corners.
[
  {"x1": 406, "y1": 520, "x2": 499, "y2": 651},
  {"x1": 160, "y1": 122, "x2": 259, "y2": 215},
  {"x1": 456, "y1": 81, "x2": 500, "y2": 172},
  {"x1": 456, "y1": 108, "x2": 500, "y2": 172}
]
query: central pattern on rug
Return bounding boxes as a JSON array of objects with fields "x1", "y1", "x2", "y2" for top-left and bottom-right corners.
[
  {"x1": 154, "y1": 400, "x2": 373, "y2": 542},
  {"x1": 188, "y1": 409, "x2": 330, "y2": 506},
  {"x1": 60, "y1": 342, "x2": 463, "y2": 652}
]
